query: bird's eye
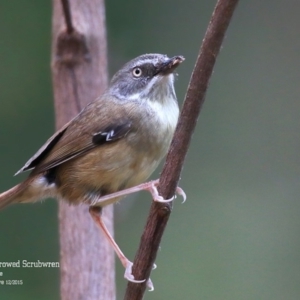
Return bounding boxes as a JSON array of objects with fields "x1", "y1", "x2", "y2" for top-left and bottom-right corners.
[{"x1": 132, "y1": 67, "x2": 142, "y2": 78}]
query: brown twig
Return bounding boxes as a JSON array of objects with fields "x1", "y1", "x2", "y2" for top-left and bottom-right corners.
[
  {"x1": 124, "y1": 0, "x2": 239, "y2": 298},
  {"x1": 60, "y1": 0, "x2": 74, "y2": 34}
]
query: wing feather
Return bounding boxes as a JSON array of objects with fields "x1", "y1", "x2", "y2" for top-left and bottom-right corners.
[{"x1": 16, "y1": 98, "x2": 133, "y2": 175}]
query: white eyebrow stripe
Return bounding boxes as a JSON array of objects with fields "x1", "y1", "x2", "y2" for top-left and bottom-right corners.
[{"x1": 133, "y1": 58, "x2": 161, "y2": 67}]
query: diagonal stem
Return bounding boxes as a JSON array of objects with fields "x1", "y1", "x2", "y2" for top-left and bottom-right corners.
[{"x1": 124, "y1": 0, "x2": 240, "y2": 299}]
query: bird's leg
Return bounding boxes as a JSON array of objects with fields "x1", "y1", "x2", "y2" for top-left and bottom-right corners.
[
  {"x1": 93, "y1": 179, "x2": 186, "y2": 206},
  {"x1": 89, "y1": 207, "x2": 155, "y2": 290},
  {"x1": 89, "y1": 181, "x2": 186, "y2": 290},
  {"x1": 89, "y1": 207, "x2": 145, "y2": 284}
]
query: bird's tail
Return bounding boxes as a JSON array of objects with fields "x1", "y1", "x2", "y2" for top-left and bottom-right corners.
[{"x1": 0, "y1": 182, "x2": 28, "y2": 210}]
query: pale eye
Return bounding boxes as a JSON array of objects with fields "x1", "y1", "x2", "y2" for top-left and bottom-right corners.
[{"x1": 132, "y1": 67, "x2": 142, "y2": 78}]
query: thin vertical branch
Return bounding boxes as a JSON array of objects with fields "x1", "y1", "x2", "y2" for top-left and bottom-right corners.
[
  {"x1": 124, "y1": 0, "x2": 239, "y2": 298},
  {"x1": 60, "y1": 0, "x2": 74, "y2": 33},
  {"x1": 51, "y1": 1, "x2": 115, "y2": 299}
]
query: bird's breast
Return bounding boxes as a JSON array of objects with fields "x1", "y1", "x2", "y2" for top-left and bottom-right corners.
[{"x1": 55, "y1": 97, "x2": 179, "y2": 206}]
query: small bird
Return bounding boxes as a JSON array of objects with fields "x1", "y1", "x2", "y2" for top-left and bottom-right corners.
[{"x1": 0, "y1": 53, "x2": 185, "y2": 286}]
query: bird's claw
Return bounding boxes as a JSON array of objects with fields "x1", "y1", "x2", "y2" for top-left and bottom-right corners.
[
  {"x1": 148, "y1": 180, "x2": 187, "y2": 204},
  {"x1": 176, "y1": 186, "x2": 187, "y2": 203},
  {"x1": 124, "y1": 261, "x2": 145, "y2": 283},
  {"x1": 147, "y1": 278, "x2": 154, "y2": 291},
  {"x1": 124, "y1": 261, "x2": 156, "y2": 291}
]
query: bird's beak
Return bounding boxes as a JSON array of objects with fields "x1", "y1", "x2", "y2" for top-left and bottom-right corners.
[{"x1": 154, "y1": 55, "x2": 185, "y2": 76}]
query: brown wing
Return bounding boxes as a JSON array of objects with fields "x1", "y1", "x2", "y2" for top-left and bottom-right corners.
[
  {"x1": 16, "y1": 98, "x2": 132, "y2": 175},
  {"x1": 15, "y1": 119, "x2": 72, "y2": 175}
]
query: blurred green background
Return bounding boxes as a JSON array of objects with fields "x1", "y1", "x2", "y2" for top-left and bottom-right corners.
[{"x1": 1, "y1": 0, "x2": 300, "y2": 299}]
